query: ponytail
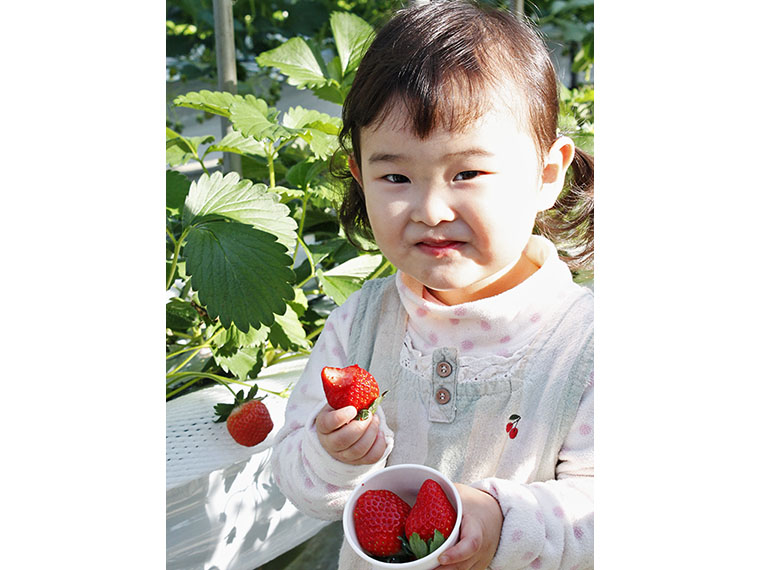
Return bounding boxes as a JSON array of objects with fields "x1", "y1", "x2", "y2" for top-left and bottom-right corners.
[{"x1": 535, "y1": 147, "x2": 594, "y2": 272}]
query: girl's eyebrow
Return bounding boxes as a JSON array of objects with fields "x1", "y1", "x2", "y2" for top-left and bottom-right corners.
[
  {"x1": 367, "y1": 152, "x2": 404, "y2": 164},
  {"x1": 367, "y1": 148, "x2": 494, "y2": 164}
]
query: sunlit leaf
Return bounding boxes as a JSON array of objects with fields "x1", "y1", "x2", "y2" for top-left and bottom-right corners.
[
  {"x1": 208, "y1": 130, "x2": 268, "y2": 157},
  {"x1": 317, "y1": 254, "x2": 383, "y2": 305},
  {"x1": 269, "y1": 303, "x2": 310, "y2": 351},
  {"x1": 229, "y1": 96, "x2": 295, "y2": 141},
  {"x1": 173, "y1": 90, "x2": 243, "y2": 117},
  {"x1": 183, "y1": 171, "x2": 298, "y2": 250},
  {"x1": 331, "y1": 12, "x2": 375, "y2": 76},
  {"x1": 256, "y1": 37, "x2": 328, "y2": 89}
]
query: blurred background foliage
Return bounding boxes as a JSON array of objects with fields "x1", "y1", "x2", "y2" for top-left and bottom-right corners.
[{"x1": 167, "y1": 0, "x2": 593, "y2": 106}]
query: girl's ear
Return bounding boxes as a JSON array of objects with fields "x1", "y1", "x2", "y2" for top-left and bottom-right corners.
[
  {"x1": 537, "y1": 136, "x2": 575, "y2": 211},
  {"x1": 348, "y1": 155, "x2": 363, "y2": 189}
]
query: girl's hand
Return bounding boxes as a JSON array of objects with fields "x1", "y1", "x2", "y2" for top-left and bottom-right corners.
[
  {"x1": 436, "y1": 483, "x2": 503, "y2": 570},
  {"x1": 315, "y1": 404, "x2": 387, "y2": 465}
]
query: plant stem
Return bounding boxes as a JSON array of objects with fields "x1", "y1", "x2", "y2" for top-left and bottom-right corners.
[
  {"x1": 166, "y1": 327, "x2": 225, "y2": 370},
  {"x1": 267, "y1": 349, "x2": 311, "y2": 366},
  {"x1": 267, "y1": 142, "x2": 276, "y2": 189},
  {"x1": 305, "y1": 324, "x2": 324, "y2": 340},
  {"x1": 166, "y1": 227, "x2": 191, "y2": 290},
  {"x1": 294, "y1": 235, "x2": 316, "y2": 284},
  {"x1": 166, "y1": 371, "x2": 291, "y2": 399}
]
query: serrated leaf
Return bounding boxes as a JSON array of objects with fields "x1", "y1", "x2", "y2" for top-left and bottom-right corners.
[
  {"x1": 173, "y1": 90, "x2": 243, "y2": 117},
  {"x1": 184, "y1": 220, "x2": 295, "y2": 332},
  {"x1": 166, "y1": 297, "x2": 199, "y2": 331},
  {"x1": 317, "y1": 270, "x2": 361, "y2": 306},
  {"x1": 311, "y1": 83, "x2": 346, "y2": 105},
  {"x1": 269, "y1": 303, "x2": 310, "y2": 351},
  {"x1": 286, "y1": 158, "x2": 328, "y2": 190},
  {"x1": 256, "y1": 36, "x2": 328, "y2": 89},
  {"x1": 212, "y1": 322, "x2": 271, "y2": 355},
  {"x1": 229, "y1": 96, "x2": 295, "y2": 141},
  {"x1": 324, "y1": 253, "x2": 384, "y2": 279},
  {"x1": 182, "y1": 171, "x2": 298, "y2": 250},
  {"x1": 166, "y1": 133, "x2": 215, "y2": 166},
  {"x1": 318, "y1": 254, "x2": 384, "y2": 305},
  {"x1": 331, "y1": 12, "x2": 375, "y2": 76},
  {"x1": 166, "y1": 170, "x2": 191, "y2": 215},
  {"x1": 208, "y1": 130, "x2": 268, "y2": 158},
  {"x1": 215, "y1": 344, "x2": 265, "y2": 380}
]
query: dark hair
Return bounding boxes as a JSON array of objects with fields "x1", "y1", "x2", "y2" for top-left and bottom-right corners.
[{"x1": 334, "y1": 0, "x2": 594, "y2": 271}]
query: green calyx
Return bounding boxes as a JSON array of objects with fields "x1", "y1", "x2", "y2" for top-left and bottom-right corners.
[
  {"x1": 400, "y1": 530, "x2": 446, "y2": 560},
  {"x1": 355, "y1": 390, "x2": 388, "y2": 421},
  {"x1": 213, "y1": 385, "x2": 265, "y2": 422}
]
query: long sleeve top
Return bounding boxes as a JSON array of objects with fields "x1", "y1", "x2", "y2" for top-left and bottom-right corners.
[{"x1": 271, "y1": 236, "x2": 593, "y2": 569}]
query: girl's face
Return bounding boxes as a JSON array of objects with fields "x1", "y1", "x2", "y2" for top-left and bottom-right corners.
[{"x1": 350, "y1": 103, "x2": 573, "y2": 305}]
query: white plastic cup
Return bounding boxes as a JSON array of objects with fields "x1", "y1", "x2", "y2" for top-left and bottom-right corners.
[{"x1": 342, "y1": 464, "x2": 463, "y2": 569}]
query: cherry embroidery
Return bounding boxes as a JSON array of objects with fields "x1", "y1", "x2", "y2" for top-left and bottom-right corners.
[{"x1": 506, "y1": 414, "x2": 521, "y2": 439}]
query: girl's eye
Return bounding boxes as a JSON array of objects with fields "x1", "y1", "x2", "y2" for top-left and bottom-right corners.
[
  {"x1": 453, "y1": 170, "x2": 481, "y2": 181},
  {"x1": 383, "y1": 174, "x2": 410, "y2": 183}
]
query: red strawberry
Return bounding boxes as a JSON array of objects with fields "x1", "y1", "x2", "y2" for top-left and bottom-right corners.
[
  {"x1": 353, "y1": 489, "x2": 412, "y2": 558},
  {"x1": 404, "y1": 479, "x2": 457, "y2": 559},
  {"x1": 213, "y1": 386, "x2": 273, "y2": 447},
  {"x1": 322, "y1": 365, "x2": 386, "y2": 420}
]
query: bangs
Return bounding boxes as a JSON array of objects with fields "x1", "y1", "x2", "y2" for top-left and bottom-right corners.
[{"x1": 370, "y1": 67, "x2": 522, "y2": 139}]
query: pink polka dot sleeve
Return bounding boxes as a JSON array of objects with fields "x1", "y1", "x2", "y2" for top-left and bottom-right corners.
[
  {"x1": 270, "y1": 290, "x2": 395, "y2": 521},
  {"x1": 470, "y1": 379, "x2": 594, "y2": 569}
]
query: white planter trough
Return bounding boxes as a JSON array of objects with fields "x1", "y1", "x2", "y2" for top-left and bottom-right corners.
[{"x1": 166, "y1": 356, "x2": 328, "y2": 569}]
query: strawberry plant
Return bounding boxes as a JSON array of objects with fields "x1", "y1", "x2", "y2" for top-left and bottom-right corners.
[{"x1": 166, "y1": 12, "x2": 395, "y2": 400}]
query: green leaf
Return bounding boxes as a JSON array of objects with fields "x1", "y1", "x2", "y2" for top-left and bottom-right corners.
[
  {"x1": 311, "y1": 83, "x2": 346, "y2": 105},
  {"x1": 269, "y1": 303, "x2": 310, "y2": 351},
  {"x1": 330, "y1": 12, "x2": 375, "y2": 76},
  {"x1": 212, "y1": 322, "x2": 271, "y2": 355},
  {"x1": 229, "y1": 96, "x2": 296, "y2": 141},
  {"x1": 184, "y1": 220, "x2": 295, "y2": 332},
  {"x1": 166, "y1": 131, "x2": 215, "y2": 166},
  {"x1": 182, "y1": 171, "x2": 298, "y2": 251},
  {"x1": 208, "y1": 130, "x2": 268, "y2": 158},
  {"x1": 325, "y1": 253, "x2": 384, "y2": 279},
  {"x1": 256, "y1": 36, "x2": 328, "y2": 90},
  {"x1": 286, "y1": 158, "x2": 328, "y2": 190},
  {"x1": 166, "y1": 297, "x2": 199, "y2": 331},
  {"x1": 214, "y1": 344, "x2": 265, "y2": 380},
  {"x1": 166, "y1": 170, "x2": 191, "y2": 215},
  {"x1": 173, "y1": 90, "x2": 243, "y2": 117},
  {"x1": 317, "y1": 254, "x2": 383, "y2": 305}
]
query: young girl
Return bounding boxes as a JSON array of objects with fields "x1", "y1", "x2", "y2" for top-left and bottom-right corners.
[{"x1": 271, "y1": 1, "x2": 594, "y2": 568}]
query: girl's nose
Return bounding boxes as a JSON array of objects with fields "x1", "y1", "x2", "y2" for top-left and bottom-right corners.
[{"x1": 410, "y1": 184, "x2": 456, "y2": 226}]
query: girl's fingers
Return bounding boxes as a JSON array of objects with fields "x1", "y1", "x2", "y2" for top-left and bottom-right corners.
[
  {"x1": 315, "y1": 405, "x2": 357, "y2": 434},
  {"x1": 437, "y1": 514, "x2": 484, "y2": 569},
  {"x1": 337, "y1": 415, "x2": 380, "y2": 462},
  {"x1": 359, "y1": 424, "x2": 388, "y2": 464}
]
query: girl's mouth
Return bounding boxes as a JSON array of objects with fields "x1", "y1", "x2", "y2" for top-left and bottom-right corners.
[{"x1": 416, "y1": 240, "x2": 464, "y2": 256}]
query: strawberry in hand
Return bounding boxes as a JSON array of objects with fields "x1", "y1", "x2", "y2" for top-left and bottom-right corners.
[
  {"x1": 213, "y1": 385, "x2": 273, "y2": 447},
  {"x1": 322, "y1": 364, "x2": 387, "y2": 420}
]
